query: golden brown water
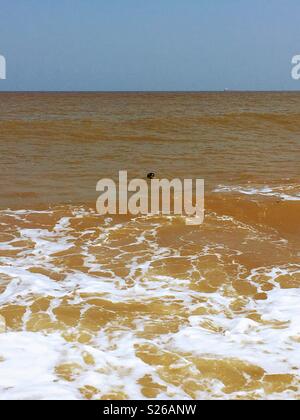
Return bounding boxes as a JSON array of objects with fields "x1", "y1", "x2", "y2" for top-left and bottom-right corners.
[{"x1": 0, "y1": 92, "x2": 299, "y2": 400}]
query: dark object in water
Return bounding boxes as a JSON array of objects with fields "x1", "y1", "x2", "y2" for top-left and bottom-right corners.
[{"x1": 147, "y1": 172, "x2": 155, "y2": 180}]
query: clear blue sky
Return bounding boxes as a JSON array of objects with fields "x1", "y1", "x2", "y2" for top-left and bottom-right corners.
[{"x1": 0, "y1": 0, "x2": 300, "y2": 91}]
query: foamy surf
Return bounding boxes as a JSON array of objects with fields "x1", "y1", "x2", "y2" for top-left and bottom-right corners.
[
  {"x1": 214, "y1": 184, "x2": 300, "y2": 201},
  {"x1": 0, "y1": 203, "x2": 299, "y2": 400}
]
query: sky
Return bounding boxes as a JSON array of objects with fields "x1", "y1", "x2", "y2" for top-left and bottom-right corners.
[{"x1": 0, "y1": 0, "x2": 300, "y2": 91}]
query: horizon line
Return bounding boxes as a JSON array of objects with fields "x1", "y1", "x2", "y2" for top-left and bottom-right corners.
[{"x1": 0, "y1": 89, "x2": 300, "y2": 94}]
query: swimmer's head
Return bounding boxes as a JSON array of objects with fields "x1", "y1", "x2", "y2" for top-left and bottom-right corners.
[{"x1": 147, "y1": 172, "x2": 155, "y2": 180}]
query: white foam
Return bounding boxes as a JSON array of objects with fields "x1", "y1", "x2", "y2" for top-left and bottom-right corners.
[
  {"x1": 0, "y1": 332, "x2": 79, "y2": 400},
  {"x1": 167, "y1": 268, "x2": 300, "y2": 376},
  {"x1": 214, "y1": 185, "x2": 300, "y2": 201},
  {"x1": 1, "y1": 206, "x2": 300, "y2": 399}
]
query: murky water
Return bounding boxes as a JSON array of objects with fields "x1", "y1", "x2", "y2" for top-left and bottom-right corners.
[{"x1": 0, "y1": 92, "x2": 299, "y2": 400}]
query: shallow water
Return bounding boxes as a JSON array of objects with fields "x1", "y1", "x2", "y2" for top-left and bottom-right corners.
[{"x1": 0, "y1": 92, "x2": 299, "y2": 400}]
